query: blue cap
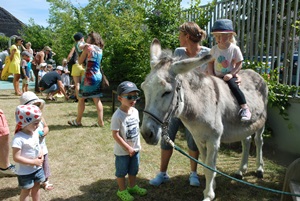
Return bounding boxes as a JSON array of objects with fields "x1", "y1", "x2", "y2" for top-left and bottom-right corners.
[
  {"x1": 117, "y1": 81, "x2": 140, "y2": 95},
  {"x1": 212, "y1": 19, "x2": 235, "y2": 33}
]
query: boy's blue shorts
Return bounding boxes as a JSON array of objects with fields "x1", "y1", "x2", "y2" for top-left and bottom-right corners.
[{"x1": 115, "y1": 152, "x2": 140, "y2": 178}]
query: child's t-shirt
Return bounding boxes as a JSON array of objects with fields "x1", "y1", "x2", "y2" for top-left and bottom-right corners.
[
  {"x1": 11, "y1": 131, "x2": 42, "y2": 175},
  {"x1": 20, "y1": 59, "x2": 30, "y2": 79},
  {"x1": 111, "y1": 107, "x2": 141, "y2": 156},
  {"x1": 210, "y1": 43, "x2": 243, "y2": 77},
  {"x1": 38, "y1": 70, "x2": 47, "y2": 79}
]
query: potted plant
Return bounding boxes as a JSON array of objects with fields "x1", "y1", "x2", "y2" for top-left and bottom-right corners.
[{"x1": 244, "y1": 60, "x2": 300, "y2": 154}]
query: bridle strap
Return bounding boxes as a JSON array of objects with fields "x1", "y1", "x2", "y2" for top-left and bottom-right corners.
[{"x1": 143, "y1": 78, "x2": 182, "y2": 134}]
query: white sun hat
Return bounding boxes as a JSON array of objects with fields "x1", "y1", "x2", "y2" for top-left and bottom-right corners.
[{"x1": 20, "y1": 91, "x2": 45, "y2": 110}]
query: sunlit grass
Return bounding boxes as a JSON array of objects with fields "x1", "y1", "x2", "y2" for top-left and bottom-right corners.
[{"x1": 0, "y1": 89, "x2": 294, "y2": 201}]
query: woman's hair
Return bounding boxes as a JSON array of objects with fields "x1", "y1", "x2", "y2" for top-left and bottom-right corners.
[
  {"x1": 88, "y1": 31, "x2": 104, "y2": 49},
  {"x1": 179, "y1": 22, "x2": 206, "y2": 43}
]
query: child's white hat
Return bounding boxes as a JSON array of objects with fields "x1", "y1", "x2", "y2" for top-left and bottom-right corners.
[{"x1": 20, "y1": 91, "x2": 45, "y2": 110}]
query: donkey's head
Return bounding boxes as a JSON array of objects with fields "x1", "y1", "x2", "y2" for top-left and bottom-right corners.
[{"x1": 140, "y1": 38, "x2": 211, "y2": 145}]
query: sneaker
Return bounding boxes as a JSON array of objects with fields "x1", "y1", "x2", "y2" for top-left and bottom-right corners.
[
  {"x1": 189, "y1": 173, "x2": 200, "y2": 187},
  {"x1": 0, "y1": 164, "x2": 16, "y2": 176},
  {"x1": 117, "y1": 189, "x2": 134, "y2": 201},
  {"x1": 149, "y1": 173, "x2": 170, "y2": 186},
  {"x1": 239, "y1": 108, "x2": 252, "y2": 121},
  {"x1": 127, "y1": 185, "x2": 147, "y2": 196}
]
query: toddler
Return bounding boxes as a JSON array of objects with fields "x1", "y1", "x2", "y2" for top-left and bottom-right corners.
[
  {"x1": 207, "y1": 19, "x2": 251, "y2": 121},
  {"x1": 12, "y1": 105, "x2": 44, "y2": 201}
]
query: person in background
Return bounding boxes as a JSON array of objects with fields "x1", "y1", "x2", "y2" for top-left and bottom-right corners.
[
  {"x1": 61, "y1": 59, "x2": 70, "y2": 87},
  {"x1": 67, "y1": 31, "x2": 104, "y2": 127},
  {"x1": 21, "y1": 42, "x2": 34, "y2": 55},
  {"x1": 39, "y1": 66, "x2": 69, "y2": 101},
  {"x1": 149, "y1": 22, "x2": 210, "y2": 187},
  {"x1": 0, "y1": 109, "x2": 16, "y2": 176},
  {"x1": 20, "y1": 92, "x2": 54, "y2": 191},
  {"x1": 9, "y1": 36, "x2": 23, "y2": 95},
  {"x1": 12, "y1": 105, "x2": 44, "y2": 201},
  {"x1": 20, "y1": 51, "x2": 32, "y2": 93},
  {"x1": 0, "y1": 49, "x2": 9, "y2": 78},
  {"x1": 32, "y1": 46, "x2": 52, "y2": 93},
  {"x1": 111, "y1": 81, "x2": 147, "y2": 201},
  {"x1": 207, "y1": 19, "x2": 251, "y2": 121},
  {"x1": 67, "y1": 32, "x2": 85, "y2": 102},
  {"x1": 38, "y1": 63, "x2": 48, "y2": 83},
  {"x1": 47, "y1": 64, "x2": 53, "y2": 72}
]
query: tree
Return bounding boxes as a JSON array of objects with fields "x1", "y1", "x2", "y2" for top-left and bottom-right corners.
[{"x1": 21, "y1": 19, "x2": 53, "y2": 51}]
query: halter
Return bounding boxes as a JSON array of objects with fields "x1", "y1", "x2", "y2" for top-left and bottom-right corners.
[{"x1": 143, "y1": 78, "x2": 183, "y2": 137}]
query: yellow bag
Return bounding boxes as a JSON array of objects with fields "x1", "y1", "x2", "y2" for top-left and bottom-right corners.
[{"x1": 1, "y1": 56, "x2": 12, "y2": 80}]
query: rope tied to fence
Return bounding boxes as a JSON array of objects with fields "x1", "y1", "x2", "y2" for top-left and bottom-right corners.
[{"x1": 162, "y1": 135, "x2": 300, "y2": 198}]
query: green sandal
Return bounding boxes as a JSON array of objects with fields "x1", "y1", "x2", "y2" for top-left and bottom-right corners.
[
  {"x1": 127, "y1": 185, "x2": 147, "y2": 196},
  {"x1": 117, "y1": 189, "x2": 134, "y2": 201}
]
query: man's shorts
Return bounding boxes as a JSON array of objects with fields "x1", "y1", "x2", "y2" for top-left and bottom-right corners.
[
  {"x1": 42, "y1": 84, "x2": 58, "y2": 94},
  {"x1": 71, "y1": 63, "x2": 85, "y2": 77},
  {"x1": 0, "y1": 109, "x2": 9, "y2": 136}
]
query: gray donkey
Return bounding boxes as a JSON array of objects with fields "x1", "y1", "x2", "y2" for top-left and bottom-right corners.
[{"x1": 141, "y1": 39, "x2": 268, "y2": 201}]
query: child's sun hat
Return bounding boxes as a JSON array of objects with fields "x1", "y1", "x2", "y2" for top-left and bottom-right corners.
[
  {"x1": 15, "y1": 105, "x2": 42, "y2": 134},
  {"x1": 20, "y1": 91, "x2": 45, "y2": 110},
  {"x1": 211, "y1": 19, "x2": 236, "y2": 35}
]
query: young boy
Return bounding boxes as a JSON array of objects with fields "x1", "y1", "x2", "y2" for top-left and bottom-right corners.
[
  {"x1": 38, "y1": 63, "x2": 47, "y2": 82},
  {"x1": 111, "y1": 81, "x2": 147, "y2": 201},
  {"x1": 12, "y1": 105, "x2": 44, "y2": 201},
  {"x1": 20, "y1": 51, "x2": 32, "y2": 93}
]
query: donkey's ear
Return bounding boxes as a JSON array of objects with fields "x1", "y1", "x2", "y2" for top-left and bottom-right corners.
[
  {"x1": 150, "y1": 38, "x2": 162, "y2": 68},
  {"x1": 171, "y1": 54, "x2": 212, "y2": 74}
]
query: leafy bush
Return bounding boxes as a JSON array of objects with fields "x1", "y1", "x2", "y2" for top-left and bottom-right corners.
[{"x1": 243, "y1": 60, "x2": 299, "y2": 120}]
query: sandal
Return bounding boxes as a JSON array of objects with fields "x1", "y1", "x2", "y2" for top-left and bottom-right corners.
[
  {"x1": 68, "y1": 120, "x2": 82, "y2": 127},
  {"x1": 41, "y1": 181, "x2": 54, "y2": 191},
  {"x1": 117, "y1": 189, "x2": 134, "y2": 201}
]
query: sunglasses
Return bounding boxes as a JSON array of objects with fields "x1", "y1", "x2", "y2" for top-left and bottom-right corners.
[{"x1": 122, "y1": 95, "x2": 140, "y2": 101}]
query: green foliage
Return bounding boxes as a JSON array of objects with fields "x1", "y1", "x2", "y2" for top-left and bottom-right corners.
[
  {"x1": 21, "y1": 19, "x2": 53, "y2": 51},
  {"x1": 47, "y1": 0, "x2": 88, "y2": 65},
  {"x1": 19, "y1": 0, "x2": 215, "y2": 86},
  {"x1": 243, "y1": 60, "x2": 299, "y2": 120},
  {"x1": 0, "y1": 35, "x2": 9, "y2": 51}
]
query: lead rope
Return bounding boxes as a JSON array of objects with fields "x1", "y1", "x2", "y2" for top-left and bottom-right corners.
[{"x1": 162, "y1": 134, "x2": 300, "y2": 198}]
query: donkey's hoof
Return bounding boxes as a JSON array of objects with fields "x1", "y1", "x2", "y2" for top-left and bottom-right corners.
[
  {"x1": 256, "y1": 171, "x2": 263, "y2": 178},
  {"x1": 233, "y1": 173, "x2": 243, "y2": 180}
]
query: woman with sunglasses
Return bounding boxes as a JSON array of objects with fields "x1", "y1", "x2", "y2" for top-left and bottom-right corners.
[{"x1": 68, "y1": 31, "x2": 105, "y2": 127}]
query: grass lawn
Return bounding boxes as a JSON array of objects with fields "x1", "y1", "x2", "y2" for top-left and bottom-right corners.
[{"x1": 0, "y1": 89, "x2": 297, "y2": 201}]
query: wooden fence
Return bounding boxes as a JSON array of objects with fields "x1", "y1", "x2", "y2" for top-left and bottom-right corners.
[{"x1": 184, "y1": 0, "x2": 299, "y2": 87}]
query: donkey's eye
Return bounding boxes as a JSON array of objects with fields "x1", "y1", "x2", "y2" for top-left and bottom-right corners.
[{"x1": 162, "y1": 91, "x2": 171, "y2": 97}]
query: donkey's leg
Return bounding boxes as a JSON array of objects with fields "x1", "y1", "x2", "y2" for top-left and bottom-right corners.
[
  {"x1": 254, "y1": 126, "x2": 264, "y2": 178},
  {"x1": 234, "y1": 135, "x2": 252, "y2": 179},
  {"x1": 202, "y1": 139, "x2": 220, "y2": 201}
]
